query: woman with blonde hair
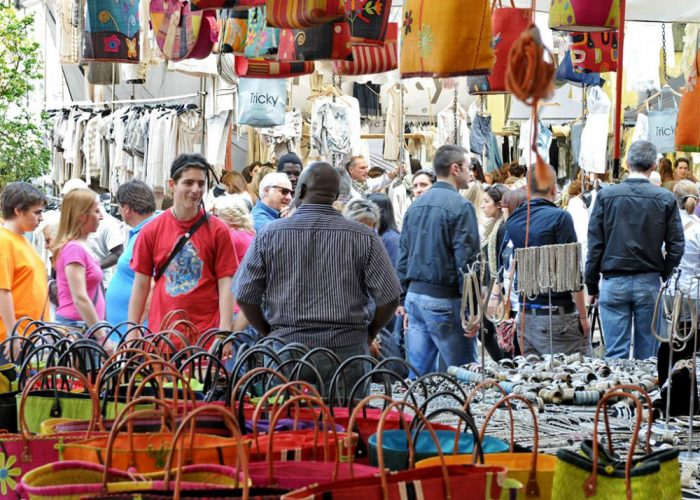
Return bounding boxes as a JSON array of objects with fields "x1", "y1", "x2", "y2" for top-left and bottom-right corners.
[{"x1": 52, "y1": 188, "x2": 107, "y2": 333}]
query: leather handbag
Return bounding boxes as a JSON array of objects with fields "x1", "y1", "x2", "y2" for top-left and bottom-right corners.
[
  {"x1": 235, "y1": 56, "x2": 314, "y2": 77},
  {"x1": 278, "y1": 21, "x2": 352, "y2": 61},
  {"x1": 400, "y1": 0, "x2": 495, "y2": 78},
  {"x1": 548, "y1": 0, "x2": 619, "y2": 32},
  {"x1": 149, "y1": 0, "x2": 217, "y2": 61},
  {"x1": 468, "y1": 0, "x2": 532, "y2": 95},
  {"x1": 675, "y1": 39, "x2": 700, "y2": 152},
  {"x1": 570, "y1": 31, "x2": 618, "y2": 73},
  {"x1": 265, "y1": 0, "x2": 345, "y2": 29},
  {"x1": 332, "y1": 22, "x2": 397, "y2": 75},
  {"x1": 346, "y1": 0, "x2": 393, "y2": 46}
]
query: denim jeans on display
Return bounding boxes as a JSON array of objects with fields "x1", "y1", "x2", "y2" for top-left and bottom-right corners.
[
  {"x1": 599, "y1": 272, "x2": 661, "y2": 360},
  {"x1": 55, "y1": 315, "x2": 86, "y2": 329},
  {"x1": 404, "y1": 292, "x2": 477, "y2": 378}
]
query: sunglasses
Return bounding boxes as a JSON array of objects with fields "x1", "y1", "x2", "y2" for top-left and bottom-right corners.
[{"x1": 272, "y1": 185, "x2": 293, "y2": 196}]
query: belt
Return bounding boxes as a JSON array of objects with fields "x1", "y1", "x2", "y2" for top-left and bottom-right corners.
[{"x1": 524, "y1": 304, "x2": 576, "y2": 316}]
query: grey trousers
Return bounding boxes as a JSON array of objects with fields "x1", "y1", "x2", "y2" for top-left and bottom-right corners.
[{"x1": 517, "y1": 310, "x2": 592, "y2": 357}]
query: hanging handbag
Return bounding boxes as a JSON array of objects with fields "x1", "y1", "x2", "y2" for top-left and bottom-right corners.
[
  {"x1": 468, "y1": 0, "x2": 532, "y2": 95},
  {"x1": 675, "y1": 40, "x2": 700, "y2": 152},
  {"x1": 265, "y1": 0, "x2": 345, "y2": 29},
  {"x1": 400, "y1": 0, "x2": 495, "y2": 78},
  {"x1": 331, "y1": 22, "x2": 397, "y2": 75},
  {"x1": 235, "y1": 56, "x2": 314, "y2": 77},
  {"x1": 278, "y1": 21, "x2": 352, "y2": 62},
  {"x1": 149, "y1": 0, "x2": 217, "y2": 61},
  {"x1": 237, "y1": 78, "x2": 287, "y2": 127},
  {"x1": 570, "y1": 31, "x2": 618, "y2": 73},
  {"x1": 495, "y1": 262, "x2": 517, "y2": 353},
  {"x1": 346, "y1": 0, "x2": 393, "y2": 46},
  {"x1": 220, "y1": 10, "x2": 248, "y2": 54},
  {"x1": 647, "y1": 95, "x2": 678, "y2": 155},
  {"x1": 187, "y1": 12, "x2": 220, "y2": 60},
  {"x1": 244, "y1": 6, "x2": 280, "y2": 58},
  {"x1": 552, "y1": 389, "x2": 681, "y2": 499},
  {"x1": 548, "y1": 0, "x2": 619, "y2": 32},
  {"x1": 83, "y1": 0, "x2": 140, "y2": 63}
]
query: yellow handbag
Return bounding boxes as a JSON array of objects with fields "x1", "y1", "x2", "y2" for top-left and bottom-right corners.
[{"x1": 400, "y1": 0, "x2": 495, "y2": 78}]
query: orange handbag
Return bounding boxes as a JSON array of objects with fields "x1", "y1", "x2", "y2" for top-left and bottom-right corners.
[
  {"x1": 400, "y1": 0, "x2": 495, "y2": 78},
  {"x1": 675, "y1": 40, "x2": 700, "y2": 152}
]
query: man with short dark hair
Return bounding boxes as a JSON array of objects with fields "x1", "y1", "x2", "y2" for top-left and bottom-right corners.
[
  {"x1": 397, "y1": 145, "x2": 480, "y2": 376},
  {"x1": 0, "y1": 182, "x2": 48, "y2": 339},
  {"x1": 586, "y1": 140, "x2": 684, "y2": 359},
  {"x1": 276, "y1": 153, "x2": 303, "y2": 191},
  {"x1": 128, "y1": 154, "x2": 238, "y2": 335},
  {"x1": 507, "y1": 164, "x2": 590, "y2": 356},
  {"x1": 105, "y1": 180, "x2": 157, "y2": 332},
  {"x1": 234, "y1": 162, "x2": 401, "y2": 390}
]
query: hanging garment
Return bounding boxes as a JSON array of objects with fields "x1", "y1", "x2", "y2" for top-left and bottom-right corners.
[
  {"x1": 570, "y1": 122, "x2": 584, "y2": 165},
  {"x1": 470, "y1": 114, "x2": 492, "y2": 158},
  {"x1": 353, "y1": 82, "x2": 381, "y2": 117},
  {"x1": 631, "y1": 113, "x2": 650, "y2": 142},
  {"x1": 578, "y1": 86, "x2": 610, "y2": 174},
  {"x1": 625, "y1": 22, "x2": 663, "y2": 92},
  {"x1": 400, "y1": 0, "x2": 494, "y2": 78},
  {"x1": 383, "y1": 85, "x2": 402, "y2": 161},
  {"x1": 57, "y1": 0, "x2": 81, "y2": 64},
  {"x1": 518, "y1": 118, "x2": 552, "y2": 166},
  {"x1": 436, "y1": 103, "x2": 470, "y2": 149},
  {"x1": 177, "y1": 111, "x2": 204, "y2": 155},
  {"x1": 487, "y1": 133, "x2": 502, "y2": 173},
  {"x1": 310, "y1": 95, "x2": 363, "y2": 162}
]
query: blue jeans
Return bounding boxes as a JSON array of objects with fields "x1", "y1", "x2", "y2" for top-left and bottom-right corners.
[
  {"x1": 599, "y1": 273, "x2": 660, "y2": 360},
  {"x1": 55, "y1": 315, "x2": 86, "y2": 329},
  {"x1": 404, "y1": 292, "x2": 477, "y2": 378}
]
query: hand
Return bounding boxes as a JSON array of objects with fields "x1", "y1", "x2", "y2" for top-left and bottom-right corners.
[
  {"x1": 464, "y1": 324, "x2": 480, "y2": 338},
  {"x1": 487, "y1": 295, "x2": 502, "y2": 319},
  {"x1": 396, "y1": 306, "x2": 409, "y2": 330},
  {"x1": 280, "y1": 206, "x2": 291, "y2": 218},
  {"x1": 579, "y1": 317, "x2": 590, "y2": 338},
  {"x1": 368, "y1": 335, "x2": 381, "y2": 357},
  {"x1": 588, "y1": 294, "x2": 598, "y2": 306}
]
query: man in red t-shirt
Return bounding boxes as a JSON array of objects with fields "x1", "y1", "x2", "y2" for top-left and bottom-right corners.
[{"x1": 128, "y1": 154, "x2": 238, "y2": 335}]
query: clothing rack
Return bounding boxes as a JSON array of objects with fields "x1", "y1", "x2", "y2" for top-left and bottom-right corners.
[{"x1": 46, "y1": 92, "x2": 206, "y2": 110}]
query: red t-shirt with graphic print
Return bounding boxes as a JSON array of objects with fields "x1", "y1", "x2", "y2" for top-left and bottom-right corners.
[{"x1": 131, "y1": 209, "x2": 238, "y2": 333}]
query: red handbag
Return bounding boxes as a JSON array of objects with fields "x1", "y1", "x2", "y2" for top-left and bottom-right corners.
[
  {"x1": 346, "y1": 0, "x2": 393, "y2": 46},
  {"x1": 150, "y1": 0, "x2": 217, "y2": 61},
  {"x1": 468, "y1": 0, "x2": 531, "y2": 94},
  {"x1": 235, "y1": 56, "x2": 315, "y2": 77},
  {"x1": 266, "y1": 0, "x2": 346, "y2": 29},
  {"x1": 331, "y1": 22, "x2": 397, "y2": 75},
  {"x1": 189, "y1": 13, "x2": 220, "y2": 59},
  {"x1": 570, "y1": 31, "x2": 618, "y2": 73},
  {"x1": 278, "y1": 21, "x2": 353, "y2": 61}
]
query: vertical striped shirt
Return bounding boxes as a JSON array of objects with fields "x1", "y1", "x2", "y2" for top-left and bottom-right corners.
[{"x1": 232, "y1": 204, "x2": 402, "y2": 348}]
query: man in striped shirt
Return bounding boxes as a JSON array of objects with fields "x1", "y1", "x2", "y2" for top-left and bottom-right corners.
[{"x1": 233, "y1": 162, "x2": 402, "y2": 388}]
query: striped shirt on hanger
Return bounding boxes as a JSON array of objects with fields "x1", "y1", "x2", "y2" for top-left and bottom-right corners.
[{"x1": 233, "y1": 204, "x2": 402, "y2": 349}]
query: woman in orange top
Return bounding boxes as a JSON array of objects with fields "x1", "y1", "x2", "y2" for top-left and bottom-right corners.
[{"x1": 0, "y1": 182, "x2": 48, "y2": 339}]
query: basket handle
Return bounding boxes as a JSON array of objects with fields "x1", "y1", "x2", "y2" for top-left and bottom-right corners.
[{"x1": 480, "y1": 394, "x2": 541, "y2": 497}]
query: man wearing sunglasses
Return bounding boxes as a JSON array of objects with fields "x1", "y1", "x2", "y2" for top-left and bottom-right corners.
[{"x1": 251, "y1": 173, "x2": 293, "y2": 233}]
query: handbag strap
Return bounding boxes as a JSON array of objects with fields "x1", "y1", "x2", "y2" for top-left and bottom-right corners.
[
  {"x1": 154, "y1": 212, "x2": 208, "y2": 282},
  {"x1": 502, "y1": 260, "x2": 517, "y2": 320}
]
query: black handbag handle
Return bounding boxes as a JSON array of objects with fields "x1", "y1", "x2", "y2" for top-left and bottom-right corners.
[{"x1": 155, "y1": 212, "x2": 208, "y2": 282}]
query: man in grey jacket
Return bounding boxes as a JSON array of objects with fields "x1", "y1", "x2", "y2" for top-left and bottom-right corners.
[{"x1": 585, "y1": 141, "x2": 684, "y2": 359}]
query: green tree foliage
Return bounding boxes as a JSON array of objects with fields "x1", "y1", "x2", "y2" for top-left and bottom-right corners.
[{"x1": 0, "y1": 7, "x2": 50, "y2": 188}]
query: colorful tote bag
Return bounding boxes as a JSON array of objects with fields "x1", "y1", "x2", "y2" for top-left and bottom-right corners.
[
  {"x1": 346, "y1": 0, "x2": 393, "y2": 46},
  {"x1": 548, "y1": 0, "x2": 619, "y2": 32},
  {"x1": 278, "y1": 21, "x2": 352, "y2": 61},
  {"x1": 266, "y1": 0, "x2": 345, "y2": 29},
  {"x1": 332, "y1": 22, "x2": 397, "y2": 75},
  {"x1": 648, "y1": 106, "x2": 678, "y2": 154},
  {"x1": 244, "y1": 6, "x2": 280, "y2": 58},
  {"x1": 675, "y1": 41, "x2": 700, "y2": 152},
  {"x1": 220, "y1": 10, "x2": 248, "y2": 54},
  {"x1": 235, "y1": 56, "x2": 315, "y2": 77},
  {"x1": 150, "y1": 0, "x2": 215, "y2": 61},
  {"x1": 400, "y1": 0, "x2": 495, "y2": 78},
  {"x1": 570, "y1": 31, "x2": 618, "y2": 73},
  {"x1": 83, "y1": 0, "x2": 140, "y2": 63},
  {"x1": 467, "y1": 0, "x2": 531, "y2": 94}
]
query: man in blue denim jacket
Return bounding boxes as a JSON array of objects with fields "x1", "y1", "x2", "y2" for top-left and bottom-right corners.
[{"x1": 396, "y1": 145, "x2": 480, "y2": 377}]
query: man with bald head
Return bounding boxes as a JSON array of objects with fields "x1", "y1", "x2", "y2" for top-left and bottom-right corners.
[
  {"x1": 505, "y1": 163, "x2": 590, "y2": 356},
  {"x1": 233, "y1": 162, "x2": 402, "y2": 389}
]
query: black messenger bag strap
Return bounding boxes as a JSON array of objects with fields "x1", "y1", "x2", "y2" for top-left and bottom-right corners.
[{"x1": 154, "y1": 213, "x2": 208, "y2": 282}]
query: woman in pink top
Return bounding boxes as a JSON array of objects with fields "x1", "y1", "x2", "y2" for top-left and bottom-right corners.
[
  {"x1": 52, "y1": 189, "x2": 108, "y2": 337},
  {"x1": 214, "y1": 198, "x2": 255, "y2": 327}
]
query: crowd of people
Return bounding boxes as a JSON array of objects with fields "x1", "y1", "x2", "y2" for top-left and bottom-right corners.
[{"x1": 0, "y1": 140, "x2": 698, "y2": 386}]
